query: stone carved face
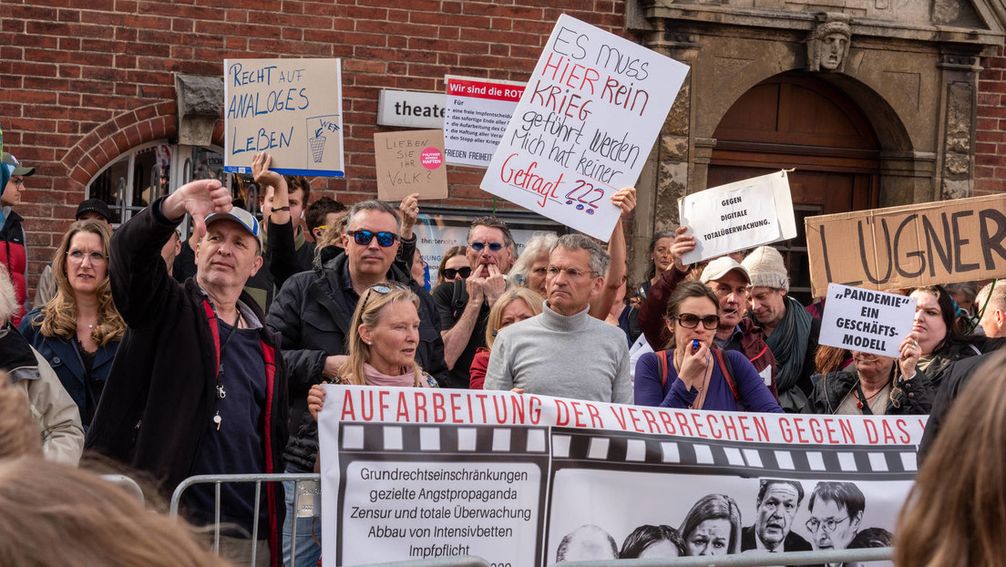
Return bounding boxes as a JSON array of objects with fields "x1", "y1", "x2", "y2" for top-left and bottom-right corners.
[{"x1": 820, "y1": 33, "x2": 848, "y2": 70}]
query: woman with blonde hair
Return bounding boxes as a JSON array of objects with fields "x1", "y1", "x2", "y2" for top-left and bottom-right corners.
[
  {"x1": 0, "y1": 457, "x2": 230, "y2": 567},
  {"x1": 469, "y1": 287, "x2": 544, "y2": 389},
  {"x1": 895, "y1": 350, "x2": 1006, "y2": 567},
  {"x1": 308, "y1": 283, "x2": 436, "y2": 419},
  {"x1": 21, "y1": 220, "x2": 125, "y2": 429}
]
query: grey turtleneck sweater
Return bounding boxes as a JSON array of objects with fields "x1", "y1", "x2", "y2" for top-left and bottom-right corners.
[{"x1": 484, "y1": 302, "x2": 632, "y2": 404}]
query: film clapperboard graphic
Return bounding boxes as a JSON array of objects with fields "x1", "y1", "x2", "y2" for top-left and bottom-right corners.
[{"x1": 320, "y1": 388, "x2": 922, "y2": 567}]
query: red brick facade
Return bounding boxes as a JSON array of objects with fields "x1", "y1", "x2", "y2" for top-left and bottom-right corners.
[
  {"x1": 976, "y1": 43, "x2": 1006, "y2": 196},
  {"x1": 1, "y1": 1, "x2": 631, "y2": 288}
]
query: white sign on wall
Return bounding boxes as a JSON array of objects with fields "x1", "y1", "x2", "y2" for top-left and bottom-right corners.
[
  {"x1": 377, "y1": 89, "x2": 448, "y2": 129},
  {"x1": 443, "y1": 75, "x2": 524, "y2": 168}
]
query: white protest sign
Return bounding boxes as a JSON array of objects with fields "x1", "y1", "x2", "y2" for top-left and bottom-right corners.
[
  {"x1": 319, "y1": 386, "x2": 923, "y2": 566},
  {"x1": 679, "y1": 170, "x2": 797, "y2": 264},
  {"x1": 444, "y1": 75, "x2": 524, "y2": 168},
  {"x1": 224, "y1": 58, "x2": 345, "y2": 177},
  {"x1": 819, "y1": 283, "x2": 917, "y2": 357},
  {"x1": 480, "y1": 14, "x2": 689, "y2": 242}
]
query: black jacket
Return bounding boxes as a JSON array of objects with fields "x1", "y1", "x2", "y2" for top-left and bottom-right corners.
[
  {"x1": 266, "y1": 251, "x2": 447, "y2": 471},
  {"x1": 804, "y1": 369, "x2": 932, "y2": 415},
  {"x1": 740, "y1": 525, "x2": 813, "y2": 553},
  {"x1": 86, "y1": 201, "x2": 288, "y2": 565},
  {"x1": 917, "y1": 352, "x2": 994, "y2": 462}
]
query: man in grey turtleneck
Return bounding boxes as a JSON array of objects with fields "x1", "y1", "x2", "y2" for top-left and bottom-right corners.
[{"x1": 485, "y1": 234, "x2": 632, "y2": 404}]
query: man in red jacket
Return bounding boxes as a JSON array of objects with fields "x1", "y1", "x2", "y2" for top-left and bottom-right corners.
[{"x1": 0, "y1": 153, "x2": 33, "y2": 326}]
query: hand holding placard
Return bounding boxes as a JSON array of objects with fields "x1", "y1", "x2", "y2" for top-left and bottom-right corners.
[
  {"x1": 897, "y1": 333, "x2": 921, "y2": 380},
  {"x1": 669, "y1": 226, "x2": 695, "y2": 273}
]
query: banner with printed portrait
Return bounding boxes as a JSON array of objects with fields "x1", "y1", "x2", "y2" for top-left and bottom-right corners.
[{"x1": 318, "y1": 386, "x2": 921, "y2": 566}]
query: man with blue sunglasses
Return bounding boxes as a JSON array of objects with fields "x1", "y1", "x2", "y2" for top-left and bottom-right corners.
[
  {"x1": 267, "y1": 199, "x2": 448, "y2": 565},
  {"x1": 431, "y1": 216, "x2": 515, "y2": 388}
]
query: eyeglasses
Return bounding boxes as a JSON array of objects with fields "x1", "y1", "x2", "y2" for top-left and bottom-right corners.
[
  {"x1": 546, "y1": 266, "x2": 595, "y2": 279},
  {"x1": 470, "y1": 241, "x2": 504, "y2": 253},
  {"x1": 443, "y1": 267, "x2": 472, "y2": 279},
  {"x1": 360, "y1": 283, "x2": 401, "y2": 310},
  {"x1": 67, "y1": 250, "x2": 107, "y2": 264},
  {"x1": 805, "y1": 517, "x2": 849, "y2": 534},
  {"x1": 348, "y1": 229, "x2": 398, "y2": 247},
  {"x1": 675, "y1": 313, "x2": 720, "y2": 330}
]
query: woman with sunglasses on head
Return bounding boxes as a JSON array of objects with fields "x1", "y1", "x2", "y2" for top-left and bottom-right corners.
[
  {"x1": 307, "y1": 283, "x2": 437, "y2": 419},
  {"x1": 634, "y1": 282, "x2": 781, "y2": 412},
  {"x1": 20, "y1": 220, "x2": 125, "y2": 430}
]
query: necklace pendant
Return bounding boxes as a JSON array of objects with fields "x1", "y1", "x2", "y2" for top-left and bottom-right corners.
[
  {"x1": 216, "y1": 384, "x2": 227, "y2": 399},
  {"x1": 213, "y1": 411, "x2": 222, "y2": 431}
]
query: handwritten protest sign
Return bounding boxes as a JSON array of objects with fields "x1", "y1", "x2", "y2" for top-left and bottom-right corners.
[
  {"x1": 679, "y1": 170, "x2": 797, "y2": 264},
  {"x1": 480, "y1": 14, "x2": 689, "y2": 242},
  {"x1": 224, "y1": 58, "x2": 345, "y2": 176},
  {"x1": 374, "y1": 130, "x2": 448, "y2": 201},
  {"x1": 319, "y1": 386, "x2": 922, "y2": 566},
  {"x1": 819, "y1": 284, "x2": 916, "y2": 357},
  {"x1": 444, "y1": 75, "x2": 524, "y2": 168},
  {"x1": 806, "y1": 194, "x2": 1006, "y2": 298}
]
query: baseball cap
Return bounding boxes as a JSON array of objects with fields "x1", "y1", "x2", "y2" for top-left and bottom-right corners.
[
  {"x1": 700, "y1": 256, "x2": 750, "y2": 284},
  {"x1": 1, "y1": 153, "x2": 35, "y2": 177},
  {"x1": 204, "y1": 207, "x2": 262, "y2": 250},
  {"x1": 75, "y1": 198, "x2": 114, "y2": 222}
]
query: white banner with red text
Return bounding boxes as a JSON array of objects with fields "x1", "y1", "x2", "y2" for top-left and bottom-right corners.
[{"x1": 318, "y1": 386, "x2": 921, "y2": 566}]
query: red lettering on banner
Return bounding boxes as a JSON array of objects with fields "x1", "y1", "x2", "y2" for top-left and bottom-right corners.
[
  {"x1": 675, "y1": 413, "x2": 694, "y2": 436},
  {"x1": 395, "y1": 393, "x2": 409, "y2": 421},
  {"x1": 721, "y1": 414, "x2": 737, "y2": 440},
  {"x1": 449, "y1": 393, "x2": 464, "y2": 424},
  {"x1": 779, "y1": 417, "x2": 794, "y2": 443},
  {"x1": 510, "y1": 395, "x2": 526, "y2": 425},
  {"x1": 626, "y1": 408, "x2": 644, "y2": 432},
  {"x1": 585, "y1": 402, "x2": 603, "y2": 429},
  {"x1": 659, "y1": 411, "x2": 677, "y2": 435},
  {"x1": 916, "y1": 417, "x2": 927, "y2": 432},
  {"x1": 690, "y1": 413, "x2": 707, "y2": 438},
  {"x1": 865, "y1": 420, "x2": 878, "y2": 444},
  {"x1": 473, "y1": 392, "x2": 489, "y2": 422},
  {"x1": 379, "y1": 390, "x2": 391, "y2": 421},
  {"x1": 640, "y1": 408, "x2": 662, "y2": 435},
  {"x1": 528, "y1": 396, "x2": 543, "y2": 425},
  {"x1": 555, "y1": 400, "x2": 570, "y2": 427},
  {"x1": 361, "y1": 391, "x2": 377, "y2": 421},
  {"x1": 840, "y1": 418, "x2": 855, "y2": 443},
  {"x1": 491, "y1": 395, "x2": 509, "y2": 423},
  {"x1": 752, "y1": 416, "x2": 769, "y2": 442},
  {"x1": 706, "y1": 414, "x2": 723, "y2": 439},
  {"x1": 340, "y1": 389, "x2": 357, "y2": 421},
  {"x1": 432, "y1": 392, "x2": 446, "y2": 422},
  {"x1": 895, "y1": 419, "x2": 911, "y2": 443},
  {"x1": 569, "y1": 401, "x2": 588, "y2": 428},
  {"x1": 414, "y1": 390, "x2": 428, "y2": 422}
]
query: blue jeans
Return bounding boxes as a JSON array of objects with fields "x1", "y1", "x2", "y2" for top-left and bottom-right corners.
[{"x1": 282, "y1": 466, "x2": 322, "y2": 567}]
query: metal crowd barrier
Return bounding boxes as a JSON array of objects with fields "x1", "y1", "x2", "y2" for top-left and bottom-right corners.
[
  {"x1": 562, "y1": 547, "x2": 893, "y2": 566},
  {"x1": 99, "y1": 473, "x2": 145, "y2": 505},
  {"x1": 169, "y1": 472, "x2": 320, "y2": 566}
]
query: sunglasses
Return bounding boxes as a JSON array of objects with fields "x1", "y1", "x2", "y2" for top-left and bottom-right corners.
[
  {"x1": 443, "y1": 266, "x2": 472, "y2": 279},
  {"x1": 348, "y1": 229, "x2": 398, "y2": 247},
  {"x1": 675, "y1": 313, "x2": 720, "y2": 330},
  {"x1": 470, "y1": 241, "x2": 504, "y2": 252},
  {"x1": 360, "y1": 282, "x2": 405, "y2": 310}
]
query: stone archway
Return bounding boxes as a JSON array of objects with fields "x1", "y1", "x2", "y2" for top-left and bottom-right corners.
[{"x1": 626, "y1": 0, "x2": 1005, "y2": 284}]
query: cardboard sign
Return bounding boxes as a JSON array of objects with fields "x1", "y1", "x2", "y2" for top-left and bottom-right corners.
[
  {"x1": 224, "y1": 58, "x2": 345, "y2": 177},
  {"x1": 443, "y1": 75, "x2": 524, "y2": 168},
  {"x1": 374, "y1": 130, "x2": 448, "y2": 201},
  {"x1": 319, "y1": 386, "x2": 923, "y2": 566},
  {"x1": 819, "y1": 284, "x2": 916, "y2": 357},
  {"x1": 480, "y1": 14, "x2": 689, "y2": 242},
  {"x1": 806, "y1": 193, "x2": 1006, "y2": 298},
  {"x1": 679, "y1": 170, "x2": 797, "y2": 264}
]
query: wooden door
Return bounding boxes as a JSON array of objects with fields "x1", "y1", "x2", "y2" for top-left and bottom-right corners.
[{"x1": 708, "y1": 74, "x2": 881, "y2": 303}]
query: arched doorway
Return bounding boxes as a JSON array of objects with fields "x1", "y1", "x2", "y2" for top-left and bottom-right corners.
[{"x1": 708, "y1": 73, "x2": 881, "y2": 303}]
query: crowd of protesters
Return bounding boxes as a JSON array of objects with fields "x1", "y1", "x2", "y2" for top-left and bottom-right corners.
[{"x1": 0, "y1": 146, "x2": 1004, "y2": 566}]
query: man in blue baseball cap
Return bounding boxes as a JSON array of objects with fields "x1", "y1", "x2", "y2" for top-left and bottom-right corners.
[
  {"x1": 0, "y1": 153, "x2": 34, "y2": 326},
  {"x1": 87, "y1": 178, "x2": 288, "y2": 566}
]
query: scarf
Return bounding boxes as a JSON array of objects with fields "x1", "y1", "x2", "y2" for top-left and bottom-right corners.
[
  {"x1": 363, "y1": 363, "x2": 425, "y2": 388},
  {"x1": 763, "y1": 295, "x2": 812, "y2": 411}
]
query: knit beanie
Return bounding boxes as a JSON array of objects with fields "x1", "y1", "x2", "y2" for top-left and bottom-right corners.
[{"x1": 741, "y1": 246, "x2": 789, "y2": 290}]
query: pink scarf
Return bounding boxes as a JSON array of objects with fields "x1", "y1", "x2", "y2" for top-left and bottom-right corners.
[{"x1": 363, "y1": 363, "x2": 427, "y2": 388}]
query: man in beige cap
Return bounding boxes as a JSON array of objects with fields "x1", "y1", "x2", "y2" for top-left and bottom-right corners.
[
  {"x1": 742, "y1": 245, "x2": 818, "y2": 412},
  {"x1": 637, "y1": 229, "x2": 777, "y2": 391}
]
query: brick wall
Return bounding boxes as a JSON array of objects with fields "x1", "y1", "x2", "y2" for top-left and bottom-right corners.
[
  {"x1": 976, "y1": 43, "x2": 1006, "y2": 196},
  {"x1": 0, "y1": 0, "x2": 632, "y2": 291}
]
